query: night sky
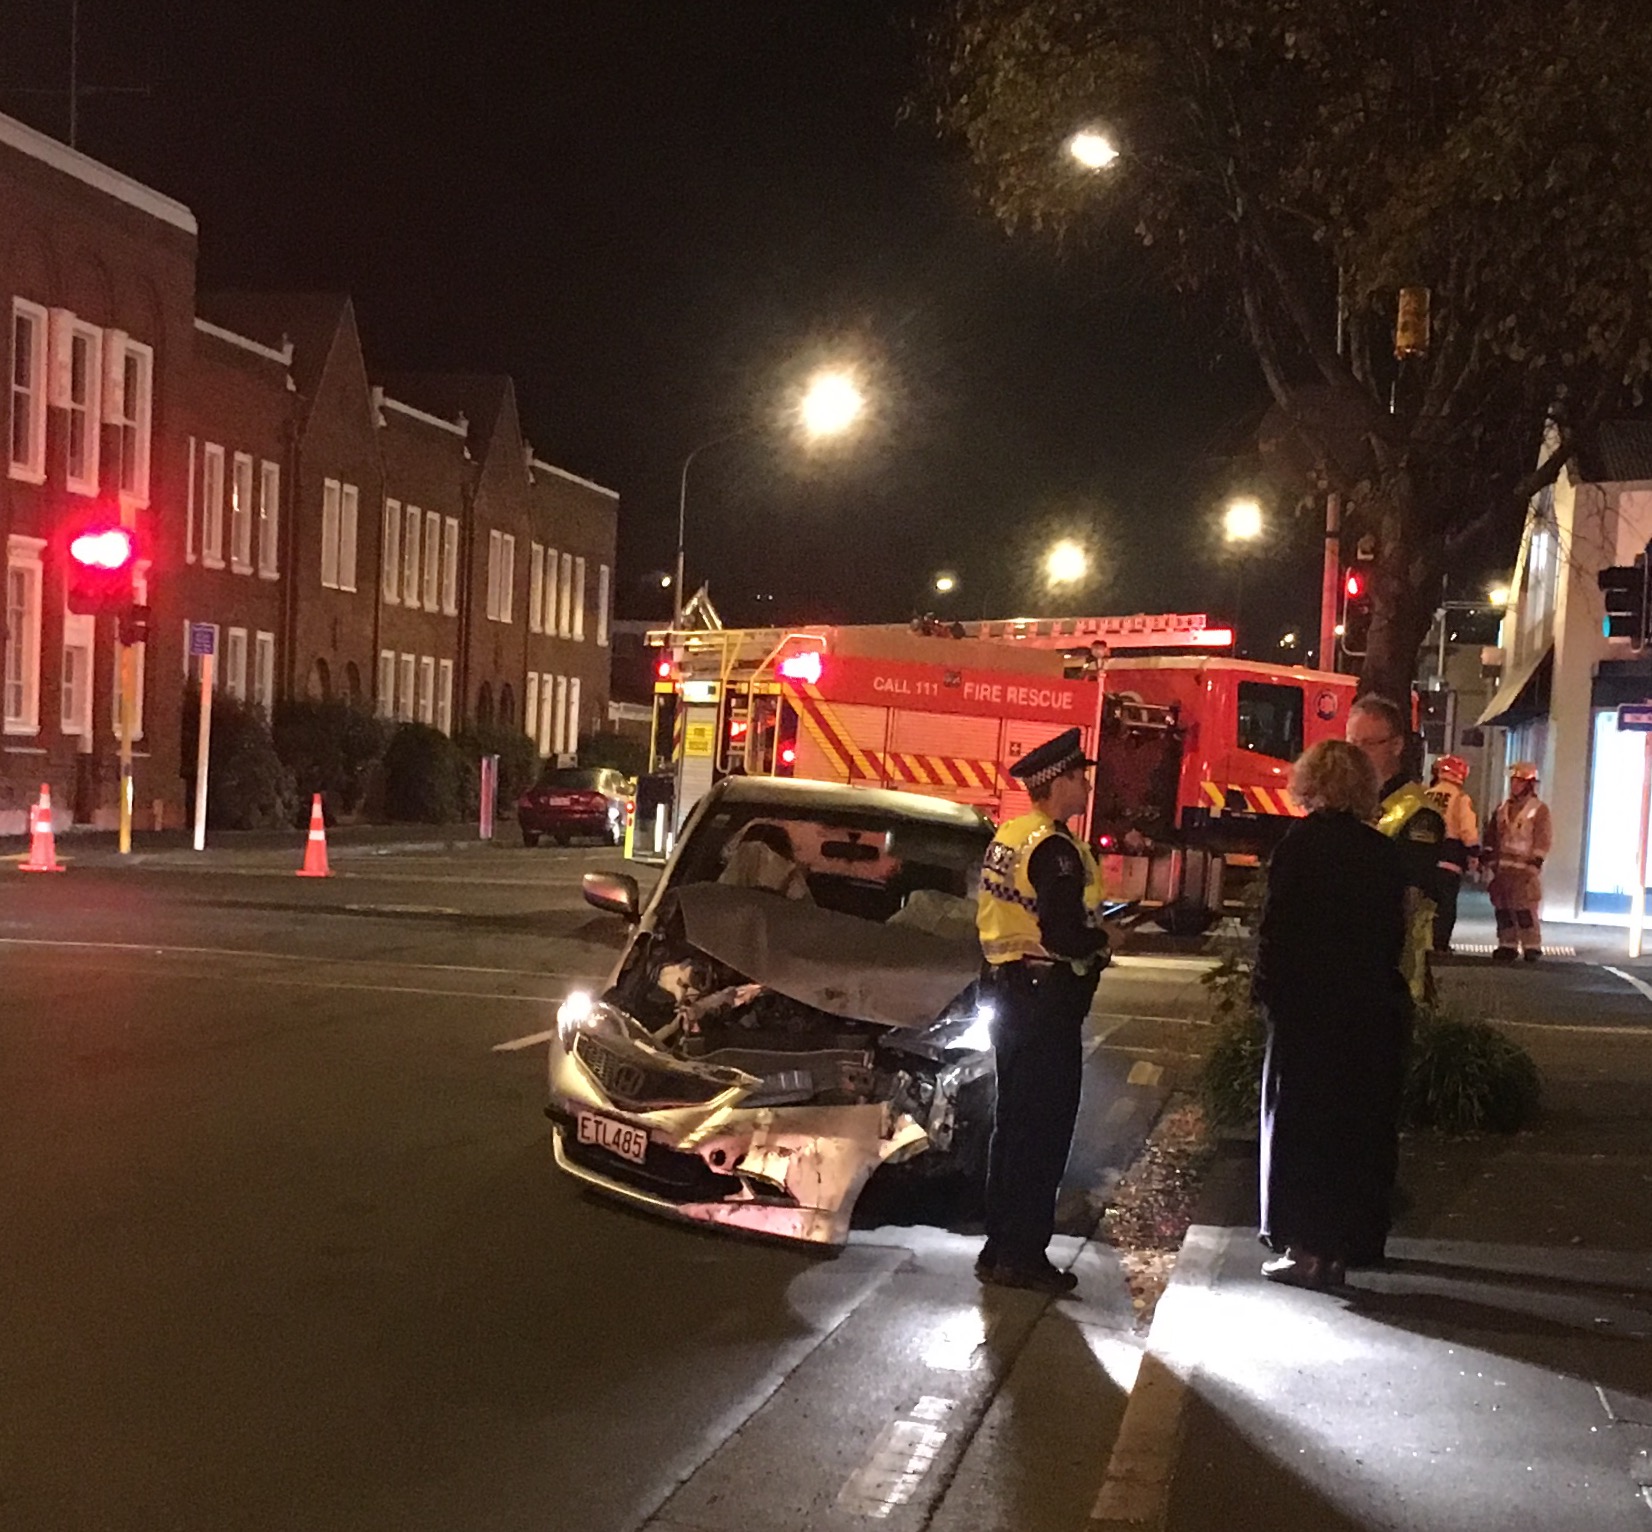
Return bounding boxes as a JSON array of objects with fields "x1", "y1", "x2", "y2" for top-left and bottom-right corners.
[{"x1": 6, "y1": 0, "x2": 1324, "y2": 651}]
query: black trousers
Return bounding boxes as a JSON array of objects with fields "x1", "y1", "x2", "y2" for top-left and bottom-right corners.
[
  {"x1": 982, "y1": 963, "x2": 1094, "y2": 1267},
  {"x1": 1432, "y1": 871, "x2": 1463, "y2": 953}
]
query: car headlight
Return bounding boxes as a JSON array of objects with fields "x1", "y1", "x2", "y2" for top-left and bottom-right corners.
[{"x1": 557, "y1": 990, "x2": 596, "y2": 1048}]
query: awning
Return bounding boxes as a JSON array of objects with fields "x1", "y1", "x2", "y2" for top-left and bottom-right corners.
[{"x1": 1477, "y1": 643, "x2": 1553, "y2": 727}]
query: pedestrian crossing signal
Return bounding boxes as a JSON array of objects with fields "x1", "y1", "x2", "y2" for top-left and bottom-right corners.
[{"x1": 1598, "y1": 558, "x2": 1648, "y2": 644}]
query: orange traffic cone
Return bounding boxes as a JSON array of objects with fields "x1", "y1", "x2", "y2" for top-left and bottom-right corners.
[
  {"x1": 20, "y1": 783, "x2": 63, "y2": 873},
  {"x1": 296, "y1": 793, "x2": 331, "y2": 877}
]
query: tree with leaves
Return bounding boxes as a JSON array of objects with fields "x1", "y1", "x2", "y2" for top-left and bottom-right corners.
[{"x1": 928, "y1": 0, "x2": 1652, "y2": 699}]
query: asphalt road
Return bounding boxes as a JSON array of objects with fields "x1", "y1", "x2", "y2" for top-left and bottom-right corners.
[{"x1": 0, "y1": 843, "x2": 1210, "y2": 1532}]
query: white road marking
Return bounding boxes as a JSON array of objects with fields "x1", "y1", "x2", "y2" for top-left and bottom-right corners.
[
  {"x1": 341, "y1": 902, "x2": 463, "y2": 915},
  {"x1": 1113, "y1": 954, "x2": 1220, "y2": 972},
  {"x1": 1126, "y1": 1060, "x2": 1164, "y2": 1087},
  {"x1": 1603, "y1": 965, "x2": 1652, "y2": 1007},
  {"x1": 837, "y1": 1397, "x2": 956, "y2": 1518},
  {"x1": 492, "y1": 1029, "x2": 557, "y2": 1052},
  {"x1": 1105, "y1": 1098, "x2": 1137, "y2": 1125},
  {"x1": 0, "y1": 934, "x2": 588, "y2": 982}
]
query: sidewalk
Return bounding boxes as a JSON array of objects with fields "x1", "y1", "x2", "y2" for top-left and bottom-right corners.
[
  {"x1": 0, "y1": 821, "x2": 505, "y2": 869},
  {"x1": 1092, "y1": 1002, "x2": 1652, "y2": 1531}
]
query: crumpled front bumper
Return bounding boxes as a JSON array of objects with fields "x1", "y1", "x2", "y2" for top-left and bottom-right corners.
[{"x1": 546, "y1": 1029, "x2": 930, "y2": 1246}]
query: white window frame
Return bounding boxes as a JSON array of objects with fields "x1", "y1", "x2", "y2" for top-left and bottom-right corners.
[
  {"x1": 436, "y1": 658, "x2": 454, "y2": 735},
  {"x1": 320, "y1": 478, "x2": 341, "y2": 588},
  {"x1": 417, "y1": 655, "x2": 435, "y2": 725},
  {"x1": 113, "y1": 337, "x2": 153, "y2": 507},
  {"x1": 397, "y1": 653, "x2": 416, "y2": 723},
  {"x1": 486, "y1": 530, "x2": 502, "y2": 621},
  {"x1": 422, "y1": 509, "x2": 440, "y2": 611},
  {"x1": 551, "y1": 674, "x2": 568, "y2": 756},
  {"x1": 338, "y1": 483, "x2": 359, "y2": 593},
  {"x1": 225, "y1": 627, "x2": 249, "y2": 700},
  {"x1": 544, "y1": 546, "x2": 559, "y2": 634},
  {"x1": 597, "y1": 563, "x2": 611, "y2": 647},
  {"x1": 63, "y1": 318, "x2": 101, "y2": 496},
  {"x1": 231, "y1": 452, "x2": 255, "y2": 574},
  {"x1": 376, "y1": 649, "x2": 395, "y2": 719},
  {"x1": 200, "y1": 443, "x2": 226, "y2": 569},
  {"x1": 253, "y1": 631, "x2": 276, "y2": 713},
  {"x1": 573, "y1": 556, "x2": 587, "y2": 641},
  {"x1": 500, "y1": 534, "x2": 515, "y2": 625},
  {"x1": 382, "y1": 498, "x2": 402, "y2": 604},
  {"x1": 441, "y1": 517, "x2": 459, "y2": 616},
  {"x1": 567, "y1": 675, "x2": 582, "y2": 755},
  {"x1": 9, "y1": 299, "x2": 48, "y2": 483},
  {"x1": 258, "y1": 460, "x2": 281, "y2": 579},
  {"x1": 529, "y1": 544, "x2": 544, "y2": 634},
  {"x1": 60, "y1": 607, "x2": 94, "y2": 737},
  {"x1": 525, "y1": 669, "x2": 540, "y2": 743},
  {"x1": 559, "y1": 552, "x2": 573, "y2": 637},
  {"x1": 403, "y1": 505, "x2": 421, "y2": 606},
  {"x1": 539, "y1": 673, "x2": 555, "y2": 758}
]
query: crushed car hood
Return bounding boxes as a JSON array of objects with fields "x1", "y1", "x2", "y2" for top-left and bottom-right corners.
[{"x1": 675, "y1": 882, "x2": 979, "y2": 1030}]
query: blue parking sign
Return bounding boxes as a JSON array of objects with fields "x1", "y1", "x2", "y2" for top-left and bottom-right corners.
[{"x1": 189, "y1": 623, "x2": 216, "y2": 658}]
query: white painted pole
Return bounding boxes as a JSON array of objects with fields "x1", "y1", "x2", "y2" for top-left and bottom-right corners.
[
  {"x1": 1632, "y1": 729, "x2": 1652, "y2": 960},
  {"x1": 193, "y1": 652, "x2": 214, "y2": 852}
]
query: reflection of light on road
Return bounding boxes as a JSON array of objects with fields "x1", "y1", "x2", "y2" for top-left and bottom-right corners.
[
  {"x1": 922, "y1": 1307, "x2": 989, "y2": 1371},
  {"x1": 1084, "y1": 1330, "x2": 1144, "y2": 1393}
]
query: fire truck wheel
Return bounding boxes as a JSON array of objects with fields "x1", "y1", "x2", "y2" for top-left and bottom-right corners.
[{"x1": 1151, "y1": 901, "x2": 1217, "y2": 937}]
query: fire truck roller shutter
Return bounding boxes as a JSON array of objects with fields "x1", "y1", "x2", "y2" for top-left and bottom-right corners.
[{"x1": 886, "y1": 710, "x2": 1004, "y2": 807}]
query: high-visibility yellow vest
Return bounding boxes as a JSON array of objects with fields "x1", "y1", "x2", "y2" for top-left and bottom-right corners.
[
  {"x1": 977, "y1": 809, "x2": 1106, "y2": 969},
  {"x1": 1377, "y1": 781, "x2": 1439, "y2": 1003}
]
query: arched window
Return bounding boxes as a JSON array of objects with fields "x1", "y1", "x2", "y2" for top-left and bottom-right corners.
[
  {"x1": 476, "y1": 682, "x2": 494, "y2": 727},
  {"x1": 345, "y1": 661, "x2": 363, "y2": 705},
  {"x1": 308, "y1": 657, "x2": 332, "y2": 701},
  {"x1": 498, "y1": 683, "x2": 515, "y2": 728}
]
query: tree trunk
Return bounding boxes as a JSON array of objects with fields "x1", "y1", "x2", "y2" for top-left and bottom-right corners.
[{"x1": 1357, "y1": 496, "x2": 1437, "y2": 707}]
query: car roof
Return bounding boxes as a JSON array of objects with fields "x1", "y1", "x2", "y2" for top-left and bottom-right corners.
[{"x1": 709, "y1": 776, "x2": 993, "y2": 829}]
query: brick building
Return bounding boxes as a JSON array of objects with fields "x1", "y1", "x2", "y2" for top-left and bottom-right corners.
[{"x1": 1, "y1": 109, "x2": 618, "y2": 833}]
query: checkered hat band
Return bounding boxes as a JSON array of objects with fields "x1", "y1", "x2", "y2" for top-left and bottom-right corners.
[{"x1": 1025, "y1": 751, "x2": 1084, "y2": 789}]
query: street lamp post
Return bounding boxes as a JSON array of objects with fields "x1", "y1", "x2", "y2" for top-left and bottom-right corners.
[
  {"x1": 1223, "y1": 498, "x2": 1265, "y2": 651},
  {"x1": 673, "y1": 368, "x2": 865, "y2": 631}
]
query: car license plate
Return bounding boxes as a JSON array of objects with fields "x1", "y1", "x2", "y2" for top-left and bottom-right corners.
[
  {"x1": 577, "y1": 1110, "x2": 648, "y2": 1165},
  {"x1": 547, "y1": 794, "x2": 572, "y2": 806}
]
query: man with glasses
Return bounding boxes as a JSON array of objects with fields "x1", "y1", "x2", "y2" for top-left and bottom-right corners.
[{"x1": 1346, "y1": 694, "x2": 1446, "y2": 1001}]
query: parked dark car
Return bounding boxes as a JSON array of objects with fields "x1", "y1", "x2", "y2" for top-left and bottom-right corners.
[{"x1": 519, "y1": 766, "x2": 632, "y2": 847}]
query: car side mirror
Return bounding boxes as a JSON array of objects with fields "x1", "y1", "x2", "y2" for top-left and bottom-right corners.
[{"x1": 583, "y1": 870, "x2": 641, "y2": 922}]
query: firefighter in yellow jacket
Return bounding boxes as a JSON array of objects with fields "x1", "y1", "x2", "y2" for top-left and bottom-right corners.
[
  {"x1": 976, "y1": 727, "x2": 1111, "y2": 1295},
  {"x1": 1347, "y1": 695, "x2": 1447, "y2": 1001}
]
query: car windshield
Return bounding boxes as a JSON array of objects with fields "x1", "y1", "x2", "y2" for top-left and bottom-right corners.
[
  {"x1": 537, "y1": 768, "x2": 607, "y2": 791},
  {"x1": 671, "y1": 800, "x2": 992, "y2": 924}
]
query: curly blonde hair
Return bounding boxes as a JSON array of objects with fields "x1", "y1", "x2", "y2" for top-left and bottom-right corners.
[{"x1": 1290, "y1": 738, "x2": 1380, "y2": 819}]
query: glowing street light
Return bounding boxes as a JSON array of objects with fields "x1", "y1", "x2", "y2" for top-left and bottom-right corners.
[
  {"x1": 1279, "y1": 631, "x2": 1299, "y2": 649},
  {"x1": 1224, "y1": 497, "x2": 1265, "y2": 543},
  {"x1": 933, "y1": 572, "x2": 957, "y2": 595},
  {"x1": 1067, "y1": 130, "x2": 1119, "y2": 170},
  {"x1": 1488, "y1": 582, "x2": 1511, "y2": 608},
  {"x1": 1045, "y1": 539, "x2": 1089, "y2": 586},
  {"x1": 799, "y1": 369, "x2": 865, "y2": 439}
]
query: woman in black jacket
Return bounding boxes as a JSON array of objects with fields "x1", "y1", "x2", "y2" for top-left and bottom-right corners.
[{"x1": 1252, "y1": 738, "x2": 1411, "y2": 1289}]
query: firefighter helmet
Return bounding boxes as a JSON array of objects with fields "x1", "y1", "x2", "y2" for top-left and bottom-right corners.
[
  {"x1": 1508, "y1": 760, "x2": 1539, "y2": 781},
  {"x1": 1433, "y1": 754, "x2": 1470, "y2": 785}
]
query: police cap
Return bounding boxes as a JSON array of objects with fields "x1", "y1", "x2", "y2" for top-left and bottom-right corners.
[{"x1": 1008, "y1": 727, "x2": 1094, "y2": 790}]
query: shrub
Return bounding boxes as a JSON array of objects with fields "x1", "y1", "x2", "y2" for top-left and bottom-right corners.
[
  {"x1": 382, "y1": 724, "x2": 465, "y2": 823},
  {"x1": 272, "y1": 698, "x2": 391, "y2": 822},
  {"x1": 1402, "y1": 1006, "x2": 1542, "y2": 1134},
  {"x1": 1198, "y1": 1001, "x2": 1267, "y2": 1129},
  {"x1": 180, "y1": 692, "x2": 298, "y2": 831},
  {"x1": 453, "y1": 722, "x2": 539, "y2": 819},
  {"x1": 579, "y1": 729, "x2": 648, "y2": 778}
]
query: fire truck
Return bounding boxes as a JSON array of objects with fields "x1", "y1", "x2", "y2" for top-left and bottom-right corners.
[{"x1": 639, "y1": 614, "x2": 1357, "y2": 928}]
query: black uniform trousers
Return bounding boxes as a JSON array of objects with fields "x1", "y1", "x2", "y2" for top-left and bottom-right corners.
[{"x1": 982, "y1": 960, "x2": 1097, "y2": 1268}]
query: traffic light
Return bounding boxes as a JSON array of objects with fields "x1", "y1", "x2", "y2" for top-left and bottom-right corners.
[
  {"x1": 1598, "y1": 558, "x2": 1648, "y2": 644},
  {"x1": 1341, "y1": 567, "x2": 1373, "y2": 657},
  {"x1": 67, "y1": 525, "x2": 136, "y2": 617}
]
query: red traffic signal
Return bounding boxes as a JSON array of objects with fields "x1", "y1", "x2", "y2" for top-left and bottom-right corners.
[
  {"x1": 1344, "y1": 569, "x2": 1365, "y2": 600},
  {"x1": 67, "y1": 525, "x2": 136, "y2": 615}
]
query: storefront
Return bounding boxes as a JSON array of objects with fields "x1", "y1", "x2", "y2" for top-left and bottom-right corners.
[{"x1": 1581, "y1": 663, "x2": 1652, "y2": 914}]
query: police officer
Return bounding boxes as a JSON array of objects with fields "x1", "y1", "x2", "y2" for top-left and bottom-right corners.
[
  {"x1": 1346, "y1": 694, "x2": 1447, "y2": 1001},
  {"x1": 976, "y1": 727, "x2": 1111, "y2": 1295}
]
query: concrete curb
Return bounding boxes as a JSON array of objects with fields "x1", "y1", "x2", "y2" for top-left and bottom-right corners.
[{"x1": 1088, "y1": 1224, "x2": 1234, "y2": 1529}]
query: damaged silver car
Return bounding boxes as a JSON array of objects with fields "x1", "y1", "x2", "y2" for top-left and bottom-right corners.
[{"x1": 547, "y1": 777, "x2": 999, "y2": 1245}]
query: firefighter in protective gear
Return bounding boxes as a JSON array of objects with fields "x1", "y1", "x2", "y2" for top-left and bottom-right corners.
[
  {"x1": 1347, "y1": 696, "x2": 1447, "y2": 1001},
  {"x1": 1485, "y1": 761, "x2": 1552, "y2": 962},
  {"x1": 976, "y1": 727, "x2": 1111, "y2": 1296},
  {"x1": 1425, "y1": 754, "x2": 1480, "y2": 954}
]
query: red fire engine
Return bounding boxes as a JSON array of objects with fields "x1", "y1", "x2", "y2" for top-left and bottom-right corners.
[{"x1": 642, "y1": 615, "x2": 1357, "y2": 927}]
